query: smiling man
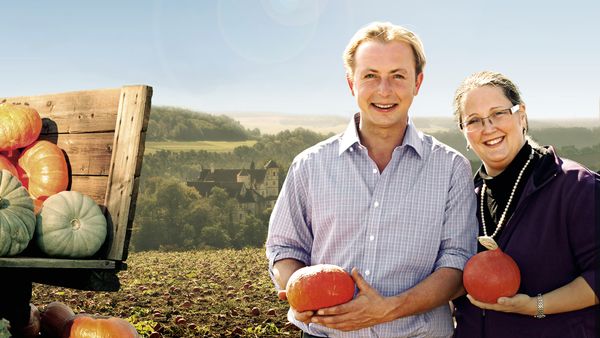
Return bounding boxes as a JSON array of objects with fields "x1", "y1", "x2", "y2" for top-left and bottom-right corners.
[{"x1": 266, "y1": 22, "x2": 478, "y2": 338}]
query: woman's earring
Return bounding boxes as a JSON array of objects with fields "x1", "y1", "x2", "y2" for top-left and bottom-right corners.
[{"x1": 466, "y1": 144, "x2": 471, "y2": 151}]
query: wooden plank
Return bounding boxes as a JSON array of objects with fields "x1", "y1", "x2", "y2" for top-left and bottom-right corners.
[
  {"x1": 71, "y1": 175, "x2": 108, "y2": 206},
  {"x1": 39, "y1": 133, "x2": 114, "y2": 176},
  {"x1": 105, "y1": 85, "x2": 152, "y2": 261},
  {"x1": 0, "y1": 258, "x2": 115, "y2": 269},
  {"x1": 0, "y1": 85, "x2": 152, "y2": 291},
  {"x1": 1, "y1": 88, "x2": 121, "y2": 134},
  {"x1": 30, "y1": 269, "x2": 122, "y2": 291},
  {"x1": 120, "y1": 176, "x2": 141, "y2": 261}
]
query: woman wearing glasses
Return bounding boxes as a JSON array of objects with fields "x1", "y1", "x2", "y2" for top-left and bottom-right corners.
[{"x1": 451, "y1": 71, "x2": 599, "y2": 337}]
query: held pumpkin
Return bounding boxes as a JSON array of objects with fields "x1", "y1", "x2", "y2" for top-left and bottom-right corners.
[
  {"x1": 0, "y1": 169, "x2": 36, "y2": 256},
  {"x1": 36, "y1": 191, "x2": 107, "y2": 258},
  {"x1": 463, "y1": 248, "x2": 521, "y2": 303},
  {"x1": 17, "y1": 140, "x2": 69, "y2": 200},
  {"x1": 286, "y1": 264, "x2": 356, "y2": 312},
  {"x1": 0, "y1": 103, "x2": 42, "y2": 154}
]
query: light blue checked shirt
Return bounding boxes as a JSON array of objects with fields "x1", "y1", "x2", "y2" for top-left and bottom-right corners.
[{"x1": 266, "y1": 114, "x2": 477, "y2": 338}]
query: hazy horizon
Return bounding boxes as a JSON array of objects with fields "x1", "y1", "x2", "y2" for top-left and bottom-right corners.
[{"x1": 2, "y1": 1, "x2": 599, "y2": 120}]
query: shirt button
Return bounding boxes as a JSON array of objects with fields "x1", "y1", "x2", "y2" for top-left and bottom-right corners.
[
  {"x1": 349, "y1": 147, "x2": 354, "y2": 152},
  {"x1": 372, "y1": 168, "x2": 377, "y2": 174},
  {"x1": 369, "y1": 235, "x2": 374, "y2": 241},
  {"x1": 373, "y1": 201, "x2": 379, "y2": 208},
  {"x1": 365, "y1": 270, "x2": 371, "y2": 276}
]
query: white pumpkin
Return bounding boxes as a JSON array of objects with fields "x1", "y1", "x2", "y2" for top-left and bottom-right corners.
[
  {"x1": 0, "y1": 169, "x2": 35, "y2": 256},
  {"x1": 36, "y1": 191, "x2": 107, "y2": 258}
]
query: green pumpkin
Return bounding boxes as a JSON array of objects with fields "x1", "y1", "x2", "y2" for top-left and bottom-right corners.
[
  {"x1": 0, "y1": 318, "x2": 11, "y2": 338},
  {"x1": 36, "y1": 191, "x2": 107, "y2": 258},
  {"x1": 0, "y1": 169, "x2": 35, "y2": 256}
]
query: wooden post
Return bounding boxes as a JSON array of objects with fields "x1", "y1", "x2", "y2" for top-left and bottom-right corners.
[{"x1": 104, "y1": 85, "x2": 152, "y2": 261}]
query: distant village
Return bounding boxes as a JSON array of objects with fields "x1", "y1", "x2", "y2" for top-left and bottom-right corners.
[{"x1": 186, "y1": 160, "x2": 280, "y2": 223}]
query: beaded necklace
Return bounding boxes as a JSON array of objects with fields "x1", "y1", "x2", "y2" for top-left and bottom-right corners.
[{"x1": 478, "y1": 148, "x2": 534, "y2": 250}]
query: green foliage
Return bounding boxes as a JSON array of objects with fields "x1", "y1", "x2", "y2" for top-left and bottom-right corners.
[
  {"x1": 233, "y1": 215, "x2": 268, "y2": 248},
  {"x1": 147, "y1": 106, "x2": 261, "y2": 141},
  {"x1": 132, "y1": 177, "x2": 208, "y2": 251},
  {"x1": 141, "y1": 128, "x2": 331, "y2": 180},
  {"x1": 128, "y1": 316, "x2": 157, "y2": 336},
  {"x1": 245, "y1": 323, "x2": 281, "y2": 335},
  {"x1": 132, "y1": 179, "x2": 266, "y2": 251},
  {"x1": 200, "y1": 225, "x2": 231, "y2": 249}
]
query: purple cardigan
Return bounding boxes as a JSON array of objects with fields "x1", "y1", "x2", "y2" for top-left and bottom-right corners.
[{"x1": 454, "y1": 147, "x2": 600, "y2": 338}]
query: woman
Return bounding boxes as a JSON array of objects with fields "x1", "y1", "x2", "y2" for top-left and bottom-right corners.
[{"x1": 452, "y1": 71, "x2": 599, "y2": 337}]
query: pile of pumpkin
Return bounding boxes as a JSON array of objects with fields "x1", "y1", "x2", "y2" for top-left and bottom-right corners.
[
  {"x1": 1, "y1": 103, "x2": 140, "y2": 337},
  {"x1": 1, "y1": 302, "x2": 139, "y2": 338},
  {"x1": 0, "y1": 102, "x2": 107, "y2": 258}
]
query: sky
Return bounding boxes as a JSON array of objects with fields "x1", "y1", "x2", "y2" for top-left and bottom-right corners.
[{"x1": 1, "y1": 0, "x2": 599, "y2": 120}]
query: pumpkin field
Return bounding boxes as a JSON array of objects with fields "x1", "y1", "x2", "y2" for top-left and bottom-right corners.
[{"x1": 32, "y1": 248, "x2": 299, "y2": 337}]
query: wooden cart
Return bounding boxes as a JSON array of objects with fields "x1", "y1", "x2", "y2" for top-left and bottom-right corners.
[{"x1": 0, "y1": 85, "x2": 152, "y2": 291}]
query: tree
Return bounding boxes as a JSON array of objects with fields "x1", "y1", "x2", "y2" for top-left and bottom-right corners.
[
  {"x1": 233, "y1": 214, "x2": 268, "y2": 248},
  {"x1": 132, "y1": 177, "x2": 215, "y2": 251},
  {"x1": 200, "y1": 226, "x2": 231, "y2": 249}
]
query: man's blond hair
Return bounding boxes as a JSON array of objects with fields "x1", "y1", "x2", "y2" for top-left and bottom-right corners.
[{"x1": 343, "y1": 22, "x2": 426, "y2": 79}]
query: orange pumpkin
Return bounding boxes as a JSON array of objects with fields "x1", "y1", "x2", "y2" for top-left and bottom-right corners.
[
  {"x1": 0, "y1": 103, "x2": 42, "y2": 154},
  {"x1": 16, "y1": 304, "x2": 41, "y2": 338},
  {"x1": 286, "y1": 264, "x2": 356, "y2": 312},
  {"x1": 40, "y1": 302, "x2": 139, "y2": 338},
  {"x1": 17, "y1": 140, "x2": 69, "y2": 200},
  {"x1": 463, "y1": 248, "x2": 521, "y2": 303},
  {"x1": 0, "y1": 154, "x2": 18, "y2": 177},
  {"x1": 68, "y1": 315, "x2": 140, "y2": 338},
  {"x1": 40, "y1": 301, "x2": 75, "y2": 338}
]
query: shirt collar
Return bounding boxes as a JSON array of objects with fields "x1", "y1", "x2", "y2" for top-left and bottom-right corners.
[
  {"x1": 402, "y1": 118, "x2": 424, "y2": 158},
  {"x1": 338, "y1": 113, "x2": 423, "y2": 158},
  {"x1": 338, "y1": 113, "x2": 361, "y2": 155}
]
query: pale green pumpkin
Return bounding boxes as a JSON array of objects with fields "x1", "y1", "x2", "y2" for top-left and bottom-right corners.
[
  {"x1": 0, "y1": 169, "x2": 35, "y2": 256},
  {"x1": 0, "y1": 318, "x2": 11, "y2": 338},
  {"x1": 36, "y1": 191, "x2": 107, "y2": 258}
]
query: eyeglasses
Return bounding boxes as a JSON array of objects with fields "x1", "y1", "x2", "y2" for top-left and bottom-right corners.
[{"x1": 459, "y1": 104, "x2": 520, "y2": 132}]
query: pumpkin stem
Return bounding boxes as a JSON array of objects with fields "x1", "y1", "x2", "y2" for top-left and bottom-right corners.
[{"x1": 70, "y1": 219, "x2": 81, "y2": 230}]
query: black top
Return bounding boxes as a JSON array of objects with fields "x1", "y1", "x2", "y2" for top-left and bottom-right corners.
[{"x1": 475, "y1": 141, "x2": 542, "y2": 251}]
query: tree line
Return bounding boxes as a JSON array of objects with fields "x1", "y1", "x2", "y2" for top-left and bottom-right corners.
[
  {"x1": 131, "y1": 107, "x2": 600, "y2": 252},
  {"x1": 147, "y1": 106, "x2": 261, "y2": 141}
]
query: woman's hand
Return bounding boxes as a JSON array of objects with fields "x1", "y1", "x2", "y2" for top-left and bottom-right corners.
[{"x1": 466, "y1": 293, "x2": 535, "y2": 315}]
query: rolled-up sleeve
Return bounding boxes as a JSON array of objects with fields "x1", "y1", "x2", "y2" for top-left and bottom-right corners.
[
  {"x1": 265, "y1": 159, "x2": 313, "y2": 289},
  {"x1": 434, "y1": 155, "x2": 478, "y2": 271}
]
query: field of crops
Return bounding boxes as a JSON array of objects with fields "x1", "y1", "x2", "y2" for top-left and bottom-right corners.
[
  {"x1": 32, "y1": 248, "x2": 299, "y2": 337},
  {"x1": 144, "y1": 140, "x2": 257, "y2": 154}
]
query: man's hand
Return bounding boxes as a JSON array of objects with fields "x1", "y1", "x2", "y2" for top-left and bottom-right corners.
[
  {"x1": 277, "y1": 289, "x2": 316, "y2": 323},
  {"x1": 310, "y1": 268, "x2": 395, "y2": 331}
]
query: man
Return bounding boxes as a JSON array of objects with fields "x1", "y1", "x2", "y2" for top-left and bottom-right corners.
[{"x1": 266, "y1": 22, "x2": 477, "y2": 337}]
